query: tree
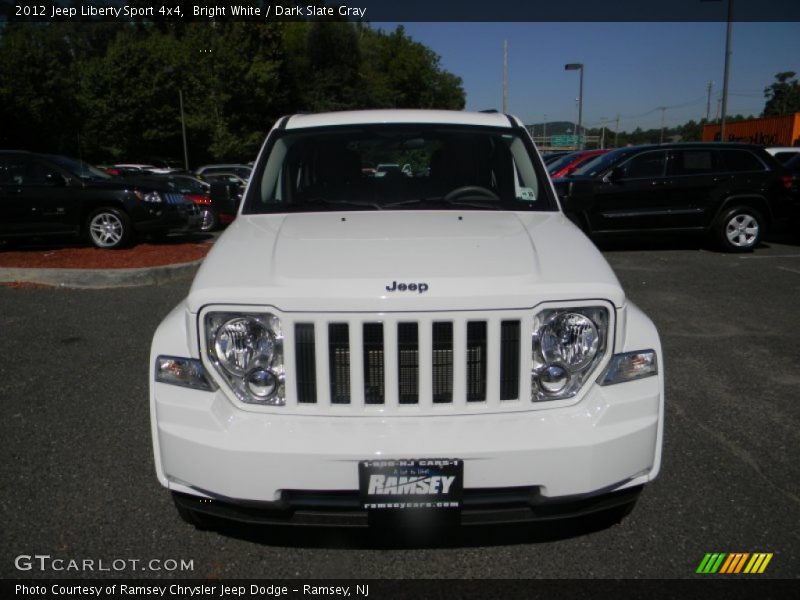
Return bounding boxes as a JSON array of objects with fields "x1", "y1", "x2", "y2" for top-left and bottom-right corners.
[
  {"x1": 0, "y1": 24, "x2": 82, "y2": 153},
  {"x1": 763, "y1": 71, "x2": 800, "y2": 117},
  {"x1": 0, "y1": 21, "x2": 466, "y2": 164}
]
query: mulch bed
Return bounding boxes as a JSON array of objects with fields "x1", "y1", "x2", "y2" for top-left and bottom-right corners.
[{"x1": 0, "y1": 235, "x2": 214, "y2": 269}]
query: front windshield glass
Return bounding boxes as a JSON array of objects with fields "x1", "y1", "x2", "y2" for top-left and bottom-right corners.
[
  {"x1": 167, "y1": 176, "x2": 208, "y2": 194},
  {"x1": 572, "y1": 148, "x2": 630, "y2": 178},
  {"x1": 46, "y1": 155, "x2": 111, "y2": 181},
  {"x1": 245, "y1": 124, "x2": 555, "y2": 213},
  {"x1": 546, "y1": 152, "x2": 580, "y2": 174}
]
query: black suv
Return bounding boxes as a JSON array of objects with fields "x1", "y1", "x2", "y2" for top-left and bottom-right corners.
[
  {"x1": 556, "y1": 143, "x2": 794, "y2": 252},
  {"x1": 0, "y1": 151, "x2": 202, "y2": 249}
]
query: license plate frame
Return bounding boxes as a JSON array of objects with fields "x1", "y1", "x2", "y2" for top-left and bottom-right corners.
[{"x1": 358, "y1": 459, "x2": 463, "y2": 510}]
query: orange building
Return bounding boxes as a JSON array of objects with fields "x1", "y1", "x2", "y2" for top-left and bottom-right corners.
[{"x1": 702, "y1": 113, "x2": 800, "y2": 146}]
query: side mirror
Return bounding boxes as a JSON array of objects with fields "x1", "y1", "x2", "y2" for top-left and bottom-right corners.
[
  {"x1": 560, "y1": 179, "x2": 594, "y2": 212},
  {"x1": 606, "y1": 166, "x2": 624, "y2": 183},
  {"x1": 45, "y1": 172, "x2": 69, "y2": 186}
]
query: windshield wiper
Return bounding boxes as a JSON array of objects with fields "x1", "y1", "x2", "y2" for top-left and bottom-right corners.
[
  {"x1": 300, "y1": 197, "x2": 383, "y2": 210},
  {"x1": 383, "y1": 197, "x2": 503, "y2": 210}
]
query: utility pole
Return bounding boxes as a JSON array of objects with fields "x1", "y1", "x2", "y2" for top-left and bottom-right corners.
[
  {"x1": 502, "y1": 40, "x2": 508, "y2": 114},
  {"x1": 543, "y1": 114, "x2": 547, "y2": 146},
  {"x1": 565, "y1": 63, "x2": 584, "y2": 150},
  {"x1": 615, "y1": 114, "x2": 620, "y2": 147},
  {"x1": 599, "y1": 117, "x2": 608, "y2": 149},
  {"x1": 720, "y1": 0, "x2": 733, "y2": 141},
  {"x1": 659, "y1": 107, "x2": 667, "y2": 144},
  {"x1": 705, "y1": 81, "x2": 714, "y2": 121}
]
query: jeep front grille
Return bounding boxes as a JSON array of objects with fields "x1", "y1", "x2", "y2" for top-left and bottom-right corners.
[{"x1": 287, "y1": 313, "x2": 530, "y2": 414}]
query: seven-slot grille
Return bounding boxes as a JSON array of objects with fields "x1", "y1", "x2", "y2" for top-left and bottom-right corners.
[{"x1": 290, "y1": 315, "x2": 527, "y2": 413}]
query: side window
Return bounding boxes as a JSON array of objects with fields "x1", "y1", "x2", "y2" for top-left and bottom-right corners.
[
  {"x1": 0, "y1": 156, "x2": 30, "y2": 185},
  {"x1": 671, "y1": 150, "x2": 718, "y2": 176},
  {"x1": 720, "y1": 150, "x2": 766, "y2": 172},
  {"x1": 27, "y1": 161, "x2": 62, "y2": 185},
  {"x1": 773, "y1": 151, "x2": 798, "y2": 164},
  {"x1": 619, "y1": 151, "x2": 667, "y2": 179}
]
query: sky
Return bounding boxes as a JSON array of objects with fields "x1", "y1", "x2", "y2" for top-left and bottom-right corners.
[{"x1": 373, "y1": 21, "x2": 800, "y2": 131}]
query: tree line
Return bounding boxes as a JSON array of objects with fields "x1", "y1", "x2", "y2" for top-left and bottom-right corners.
[{"x1": 0, "y1": 21, "x2": 466, "y2": 165}]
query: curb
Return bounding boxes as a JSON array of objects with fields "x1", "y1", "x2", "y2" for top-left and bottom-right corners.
[{"x1": 0, "y1": 259, "x2": 203, "y2": 289}]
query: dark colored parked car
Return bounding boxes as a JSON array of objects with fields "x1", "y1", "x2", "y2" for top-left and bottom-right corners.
[
  {"x1": 783, "y1": 153, "x2": 800, "y2": 212},
  {"x1": 145, "y1": 173, "x2": 238, "y2": 231},
  {"x1": 0, "y1": 151, "x2": 202, "y2": 249},
  {"x1": 555, "y1": 143, "x2": 795, "y2": 252}
]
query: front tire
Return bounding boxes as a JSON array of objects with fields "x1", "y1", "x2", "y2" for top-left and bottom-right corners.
[
  {"x1": 714, "y1": 206, "x2": 764, "y2": 253},
  {"x1": 199, "y1": 208, "x2": 219, "y2": 232},
  {"x1": 86, "y1": 207, "x2": 132, "y2": 249}
]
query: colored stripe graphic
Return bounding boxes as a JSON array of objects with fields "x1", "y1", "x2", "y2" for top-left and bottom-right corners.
[
  {"x1": 697, "y1": 553, "x2": 726, "y2": 574},
  {"x1": 744, "y1": 553, "x2": 773, "y2": 574},
  {"x1": 719, "y1": 553, "x2": 749, "y2": 574},
  {"x1": 697, "y1": 552, "x2": 773, "y2": 574}
]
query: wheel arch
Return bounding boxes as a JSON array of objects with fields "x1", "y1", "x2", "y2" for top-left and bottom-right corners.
[{"x1": 714, "y1": 194, "x2": 773, "y2": 229}]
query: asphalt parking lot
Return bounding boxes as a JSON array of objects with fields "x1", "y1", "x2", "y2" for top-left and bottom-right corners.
[{"x1": 2, "y1": 235, "x2": 799, "y2": 580}]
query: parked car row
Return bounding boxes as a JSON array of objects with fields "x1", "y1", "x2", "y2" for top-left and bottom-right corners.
[
  {"x1": 0, "y1": 151, "x2": 207, "y2": 249},
  {"x1": 553, "y1": 142, "x2": 798, "y2": 252}
]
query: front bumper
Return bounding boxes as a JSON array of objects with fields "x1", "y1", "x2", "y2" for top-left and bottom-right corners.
[
  {"x1": 132, "y1": 203, "x2": 203, "y2": 234},
  {"x1": 152, "y1": 373, "x2": 660, "y2": 506},
  {"x1": 172, "y1": 484, "x2": 643, "y2": 527}
]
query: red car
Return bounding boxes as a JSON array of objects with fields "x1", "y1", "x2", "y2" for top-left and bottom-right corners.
[{"x1": 548, "y1": 149, "x2": 609, "y2": 179}]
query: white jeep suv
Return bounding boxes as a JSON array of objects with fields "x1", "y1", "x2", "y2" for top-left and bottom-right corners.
[{"x1": 150, "y1": 110, "x2": 663, "y2": 528}]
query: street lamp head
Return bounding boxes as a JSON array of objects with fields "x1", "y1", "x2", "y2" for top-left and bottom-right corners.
[{"x1": 565, "y1": 63, "x2": 583, "y2": 71}]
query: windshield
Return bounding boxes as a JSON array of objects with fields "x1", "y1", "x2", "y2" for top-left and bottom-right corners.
[
  {"x1": 244, "y1": 124, "x2": 555, "y2": 213},
  {"x1": 572, "y1": 148, "x2": 631, "y2": 178},
  {"x1": 546, "y1": 152, "x2": 580, "y2": 174},
  {"x1": 46, "y1": 155, "x2": 112, "y2": 181},
  {"x1": 164, "y1": 176, "x2": 209, "y2": 194}
]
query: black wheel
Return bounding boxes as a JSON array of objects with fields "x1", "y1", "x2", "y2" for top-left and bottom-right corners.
[
  {"x1": 199, "y1": 208, "x2": 219, "y2": 232},
  {"x1": 714, "y1": 206, "x2": 764, "y2": 252},
  {"x1": 172, "y1": 493, "x2": 210, "y2": 530},
  {"x1": 86, "y1": 207, "x2": 132, "y2": 249}
]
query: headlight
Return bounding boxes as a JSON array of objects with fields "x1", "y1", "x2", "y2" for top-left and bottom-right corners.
[
  {"x1": 205, "y1": 312, "x2": 285, "y2": 406},
  {"x1": 532, "y1": 306, "x2": 608, "y2": 402},
  {"x1": 135, "y1": 190, "x2": 163, "y2": 203}
]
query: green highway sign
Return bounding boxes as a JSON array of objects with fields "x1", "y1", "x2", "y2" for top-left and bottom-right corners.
[{"x1": 550, "y1": 135, "x2": 583, "y2": 147}]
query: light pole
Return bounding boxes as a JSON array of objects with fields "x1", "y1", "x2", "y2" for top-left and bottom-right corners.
[
  {"x1": 179, "y1": 89, "x2": 189, "y2": 171},
  {"x1": 565, "y1": 63, "x2": 584, "y2": 149},
  {"x1": 160, "y1": 66, "x2": 190, "y2": 170}
]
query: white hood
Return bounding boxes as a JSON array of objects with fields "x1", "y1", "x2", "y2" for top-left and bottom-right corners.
[{"x1": 187, "y1": 211, "x2": 625, "y2": 313}]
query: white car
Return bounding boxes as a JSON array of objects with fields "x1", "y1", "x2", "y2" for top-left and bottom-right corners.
[
  {"x1": 150, "y1": 109, "x2": 664, "y2": 529},
  {"x1": 765, "y1": 147, "x2": 800, "y2": 164},
  {"x1": 195, "y1": 164, "x2": 252, "y2": 180}
]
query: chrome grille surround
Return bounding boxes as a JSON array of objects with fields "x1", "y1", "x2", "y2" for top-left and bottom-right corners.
[{"x1": 198, "y1": 302, "x2": 615, "y2": 416}]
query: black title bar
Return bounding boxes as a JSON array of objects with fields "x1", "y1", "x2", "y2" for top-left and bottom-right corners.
[{"x1": 1, "y1": 0, "x2": 799, "y2": 22}]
